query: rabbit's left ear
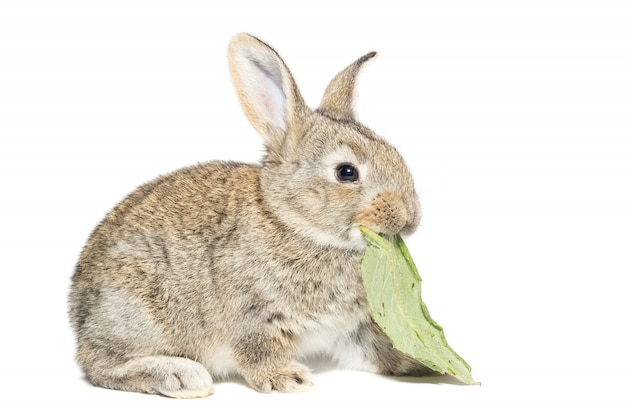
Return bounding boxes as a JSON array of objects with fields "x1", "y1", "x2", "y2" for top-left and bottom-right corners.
[
  {"x1": 228, "y1": 33, "x2": 310, "y2": 154},
  {"x1": 318, "y1": 52, "x2": 377, "y2": 121}
]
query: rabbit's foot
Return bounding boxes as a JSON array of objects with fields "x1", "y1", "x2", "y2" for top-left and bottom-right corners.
[
  {"x1": 246, "y1": 361, "x2": 314, "y2": 393},
  {"x1": 93, "y1": 356, "x2": 215, "y2": 398},
  {"x1": 152, "y1": 357, "x2": 215, "y2": 398}
]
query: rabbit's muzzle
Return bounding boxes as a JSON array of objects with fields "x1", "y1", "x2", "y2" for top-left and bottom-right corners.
[{"x1": 356, "y1": 191, "x2": 421, "y2": 236}]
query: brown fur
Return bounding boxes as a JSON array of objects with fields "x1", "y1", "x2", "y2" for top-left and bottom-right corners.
[{"x1": 69, "y1": 33, "x2": 437, "y2": 398}]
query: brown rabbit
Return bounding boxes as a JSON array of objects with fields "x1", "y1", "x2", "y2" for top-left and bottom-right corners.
[{"x1": 69, "y1": 33, "x2": 435, "y2": 398}]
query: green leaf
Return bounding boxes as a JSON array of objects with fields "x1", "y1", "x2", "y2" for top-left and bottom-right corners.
[{"x1": 360, "y1": 226, "x2": 478, "y2": 385}]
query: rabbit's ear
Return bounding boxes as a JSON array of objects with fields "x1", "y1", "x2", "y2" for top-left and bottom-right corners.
[
  {"x1": 228, "y1": 33, "x2": 310, "y2": 152},
  {"x1": 319, "y1": 52, "x2": 377, "y2": 121}
]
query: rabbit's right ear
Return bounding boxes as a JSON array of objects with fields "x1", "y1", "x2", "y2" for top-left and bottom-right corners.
[{"x1": 228, "y1": 33, "x2": 311, "y2": 157}]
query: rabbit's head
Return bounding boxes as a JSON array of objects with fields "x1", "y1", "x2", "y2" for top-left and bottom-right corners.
[{"x1": 229, "y1": 34, "x2": 420, "y2": 251}]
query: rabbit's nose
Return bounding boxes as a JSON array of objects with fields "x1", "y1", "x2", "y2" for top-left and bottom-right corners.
[{"x1": 356, "y1": 192, "x2": 419, "y2": 236}]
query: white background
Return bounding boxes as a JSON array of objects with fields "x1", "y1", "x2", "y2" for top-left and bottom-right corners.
[{"x1": 1, "y1": 0, "x2": 625, "y2": 415}]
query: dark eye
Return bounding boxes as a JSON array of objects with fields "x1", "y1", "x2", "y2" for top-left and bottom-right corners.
[{"x1": 336, "y1": 164, "x2": 359, "y2": 183}]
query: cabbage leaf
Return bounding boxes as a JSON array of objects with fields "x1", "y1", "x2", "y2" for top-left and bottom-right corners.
[{"x1": 360, "y1": 226, "x2": 477, "y2": 385}]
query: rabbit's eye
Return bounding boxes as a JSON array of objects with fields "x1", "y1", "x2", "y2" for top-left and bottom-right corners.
[{"x1": 336, "y1": 164, "x2": 359, "y2": 183}]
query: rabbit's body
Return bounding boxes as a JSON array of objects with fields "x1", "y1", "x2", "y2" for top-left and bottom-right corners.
[{"x1": 70, "y1": 34, "x2": 435, "y2": 398}]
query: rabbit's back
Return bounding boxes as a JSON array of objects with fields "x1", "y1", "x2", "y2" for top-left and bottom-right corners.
[{"x1": 69, "y1": 162, "x2": 262, "y2": 370}]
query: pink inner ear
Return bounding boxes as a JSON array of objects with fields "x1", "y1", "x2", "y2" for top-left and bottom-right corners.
[{"x1": 258, "y1": 71, "x2": 287, "y2": 132}]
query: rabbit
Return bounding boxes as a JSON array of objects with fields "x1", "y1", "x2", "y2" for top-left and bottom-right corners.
[{"x1": 69, "y1": 33, "x2": 437, "y2": 398}]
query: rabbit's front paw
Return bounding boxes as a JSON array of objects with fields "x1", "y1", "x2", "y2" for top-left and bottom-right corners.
[{"x1": 247, "y1": 362, "x2": 314, "y2": 393}]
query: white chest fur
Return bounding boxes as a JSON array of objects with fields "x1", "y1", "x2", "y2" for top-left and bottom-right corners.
[{"x1": 295, "y1": 313, "x2": 377, "y2": 373}]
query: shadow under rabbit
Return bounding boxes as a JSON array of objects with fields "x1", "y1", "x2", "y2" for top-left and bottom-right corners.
[{"x1": 389, "y1": 373, "x2": 471, "y2": 386}]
